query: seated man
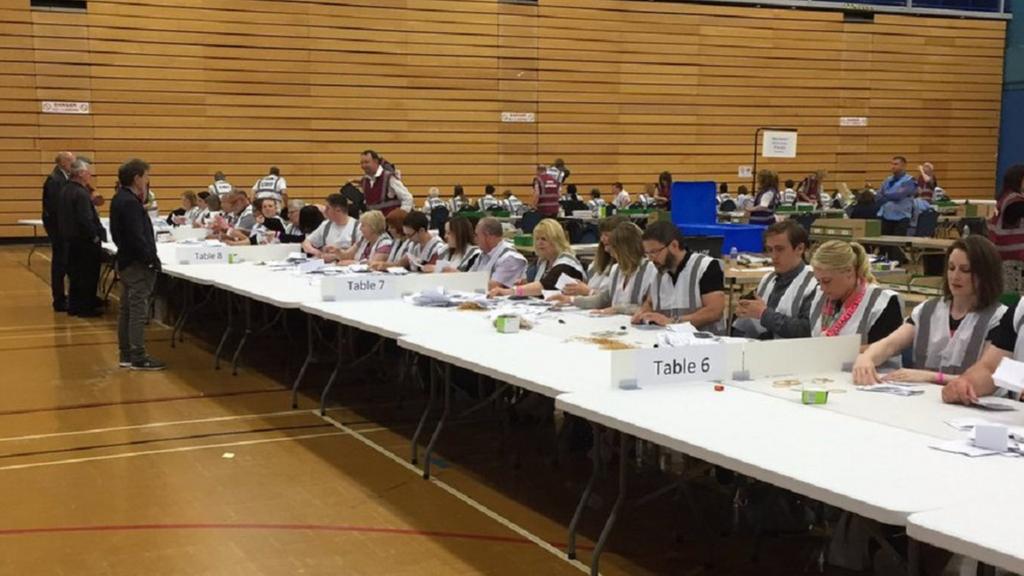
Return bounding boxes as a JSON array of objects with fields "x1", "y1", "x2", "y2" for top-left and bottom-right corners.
[
  {"x1": 733, "y1": 220, "x2": 818, "y2": 339},
  {"x1": 631, "y1": 221, "x2": 726, "y2": 333},
  {"x1": 943, "y1": 300, "x2": 1024, "y2": 405},
  {"x1": 301, "y1": 193, "x2": 359, "y2": 261},
  {"x1": 470, "y1": 216, "x2": 527, "y2": 289}
]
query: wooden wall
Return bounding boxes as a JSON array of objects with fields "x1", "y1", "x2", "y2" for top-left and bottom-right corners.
[{"x1": 0, "y1": 0, "x2": 1006, "y2": 237}]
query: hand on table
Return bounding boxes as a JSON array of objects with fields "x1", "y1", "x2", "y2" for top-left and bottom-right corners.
[
  {"x1": 560, "y1": 282, "x2": 591, "y2": 297},
  {"x1": 546, "y1": 293, "x2": 571, "y2": 304},
  {"x1": 631, "y1": 311, "x2": 670, "y2": 326},
  {"x1": 487, "y1": 286, "x2": 512, "y2": 298},
  {"x1": 851, "y1": 356, "x2": 882, "y2": 385},
  {"x1": 941, "y1": 377, "x2": 978, "y2": 406}
]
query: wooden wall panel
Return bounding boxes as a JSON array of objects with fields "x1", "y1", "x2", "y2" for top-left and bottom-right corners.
[{"x1": 0, "y1": 0, "x2": 1005, "y2": 237}]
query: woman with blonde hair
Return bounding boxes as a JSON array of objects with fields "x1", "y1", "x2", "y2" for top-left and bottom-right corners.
[
  {"x1": 807, "y1": 240, "x2": 903, "y2": 347},
  {"x1": 337, "y1": 210, "x2": 392, "y2": 265},
  {"x1": 488, "y1": 218, "x2": 586, "y2": 297},
  {"x1": 549, "y1": 222, "x2": 655, "y2": 315}
]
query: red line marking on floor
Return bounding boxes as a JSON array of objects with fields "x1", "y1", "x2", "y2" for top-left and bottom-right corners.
[
  {"x1": 0, "y1": 388, "x2": 283, "y2": 417},
  {"x1": 0, "y1": 522, "x2": 593, "y2": 550}
]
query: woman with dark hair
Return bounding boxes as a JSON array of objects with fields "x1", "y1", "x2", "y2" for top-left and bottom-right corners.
[
  {"x1": 748, "y1": 170, "x2": 780, "y2": 225},
  {"x1": 652, "y1": 170, "x2": 672, "y2": 209},
  {"x1": 847, "y1": 189, "x2": 878, "y2": 220},
  {"x1": 988, "y1": 164, "x2": 1024, "y2": 292},
  {"x1": 854, "y1": 235, "x2": 1006, "y2": 385},
  {"x1": 423, "y1": 215, "x2": 480, "y2": 273},
  {"x1": 280, "y1": 204, "x2": 324, "y2": 243}
]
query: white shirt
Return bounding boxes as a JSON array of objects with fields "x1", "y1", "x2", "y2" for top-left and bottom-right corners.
[
  {"x1": 252, "y1": 175, "x2": 287, "y2": 201},
  {"x1": 366, "y1": 165, "x2": 414, "y2": 212},
  {"x1": 305, "y1": 217, "x2": 358, "y2": 250},
  {"x1": 613, "y1": 190, "x2": 631, "y2": 210}
]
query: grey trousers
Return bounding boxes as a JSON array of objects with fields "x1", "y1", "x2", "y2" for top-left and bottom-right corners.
[{"x1": 118, "y1": 263, "x2": 156, "y2": 361}]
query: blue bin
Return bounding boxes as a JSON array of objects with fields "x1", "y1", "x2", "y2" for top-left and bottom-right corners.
[{"x1": 680, "y1": 223, "x2": 766, "y2": 254}]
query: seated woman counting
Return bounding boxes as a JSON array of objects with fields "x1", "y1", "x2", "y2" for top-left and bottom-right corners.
[
  {"x1": 246, "y1": 197, "x2": 289, "y2": 245},
  {"x1": 631, "y1": 221, "x2": 726, "y2": 332},
  {"x1": 488, "y1": 218, "x2": 586, "y2": 298},
  {"x1": 807, "y1": 240, "x2": 903, "y2": 348},
  {"x1": 561, "y1": 215, "x2": 627, "y2": 299},
  {"x1": 942, "y1": 298, "x2": 1024, "y2": 405},
  {"x1": 370, "y1": 209, "x2": 410, "y2": 271},
  {"x1": 550, "y1": 222, "x2": 655, "y2": 315},
  {"x1": 422, "y1": 216, "x2": 480, "y2": 273},
  {"x1": 853, "y1": 236, "x2": 1006, "y2": 385},
  {"x1": 337, "y1": 210, "x2": 393, "y2": 266},
  {"x1": 399, "y1": 211, "x2": 446, "y2": 271}
]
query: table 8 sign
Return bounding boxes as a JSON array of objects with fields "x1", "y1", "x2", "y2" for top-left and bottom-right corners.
[{"x1": 635, "y1": 344, "x2": 725, "y2": 386}]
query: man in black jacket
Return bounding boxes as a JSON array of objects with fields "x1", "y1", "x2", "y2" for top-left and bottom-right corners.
[
  {"x1": 110, "y1": 158, "x2": 164, "y2": 371},
  {"x1": 57, "y1": 157, "x2": 105, "y2": 317},
  {"x1": 41, "y1": 151, "x2": 75, "y2": 311}
]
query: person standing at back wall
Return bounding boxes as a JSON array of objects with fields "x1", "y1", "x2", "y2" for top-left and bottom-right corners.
[
  {"x1": 42, "y1": 151, "x2": 75, "y2": 312},
  {"x1": 57, "y1": 156, "x2": 106, "y2": 317},
  {"x1": 110, "y1": 158, "x2": 165, "y2": 371}
]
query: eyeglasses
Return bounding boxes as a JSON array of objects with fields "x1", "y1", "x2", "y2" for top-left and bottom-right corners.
[{"x1": 644, "y1": 244, "x2": 668, "y2": 257}]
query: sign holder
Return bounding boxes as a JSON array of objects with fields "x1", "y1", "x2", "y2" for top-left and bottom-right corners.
[{"x1": 751, "y1": 126, "x2": 798, "y2": 191}]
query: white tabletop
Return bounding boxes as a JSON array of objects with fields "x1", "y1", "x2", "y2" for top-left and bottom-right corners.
[
  {"x1": 908, "y1": 498, "x2": 1024, "y2": 575},
  {"x1": 728, "y1": 372, "x2": 1024, "y2": 441},
  {"x1": 556, "y1": 385, "x2": 1024, "y2": 526}
]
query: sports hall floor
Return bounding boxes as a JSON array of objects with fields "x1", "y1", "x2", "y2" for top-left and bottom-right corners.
[{"x1": 0, "y1": 245, "x2": 843, "y2": 576}]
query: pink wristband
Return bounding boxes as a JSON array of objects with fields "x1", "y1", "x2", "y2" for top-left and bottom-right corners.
[
  {"x1": 937, "y1": 372, "x2": 945, "y2": 385},
  {"x1": 515, "y1": 285, "x2": 523, "y2": 297}
]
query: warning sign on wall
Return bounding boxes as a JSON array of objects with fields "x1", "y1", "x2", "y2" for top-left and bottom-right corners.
[{"x1": 41, "y1": 101, "x2": 90, "y2": 114}]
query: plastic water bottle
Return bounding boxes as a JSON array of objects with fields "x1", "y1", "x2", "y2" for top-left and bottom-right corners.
[
  {"x1": 962, "y1": 225, "x2": 970, "y2": 238},
  {"x1": 729, "y1": 246, "x2": 738, "y2": 262}
]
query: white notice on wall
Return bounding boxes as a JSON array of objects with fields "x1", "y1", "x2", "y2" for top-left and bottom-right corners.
[
  {"x1": 41, "y1": 101, "x2": 90, "y2": 114},
  {"x1": 761, "y1": 130, "x2": 798, "y2": 158},
  {"x1": 501, "y1": 112, "x2": 536, "y2": 123},
  {"x1": 738, "y1": 166, "x2": 753, "y2": 178},
  {"x1": 635, "y1": 344, "x2": 725, "y2": 387},
  {"x1": 840, "y1": 116, "x2": 869, "y2": 127}
]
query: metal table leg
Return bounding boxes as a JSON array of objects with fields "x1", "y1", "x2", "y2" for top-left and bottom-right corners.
[
  {"x1": 214, "y1": 290, "x2": 234, "y2": 370},
  {"x1": 412, "y1": 359, "x2": 438, "y2": 465},
  {"x1": 230, "y1": 297, "x2": 253, "y2": 376},
  {"x1": 590, "y1": 432, "x2": 629, "y2": 576},
  {"x1": 171, "y1": 279, "x2": 190, "y2": 349},
  {"x1": 422, "y1": 363, "x2": 452, "y2": 480},
  {"x1": 291, "y1": 315, "x2": 315, "y2": 409},
  {"x1": 318, "y1": 328, "x2": 346, "y2": 416},
  {"x1": 567, "y1": 422, "x2": 602, "y2": 560}
]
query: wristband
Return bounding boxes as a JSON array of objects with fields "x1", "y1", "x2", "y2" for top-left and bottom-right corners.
[
  {"x1": 937, "y1": 372, "x2": 945, "y2": 385},
  {"x1": 514, "y1": 285, "x2": 523, "y2": 297}
]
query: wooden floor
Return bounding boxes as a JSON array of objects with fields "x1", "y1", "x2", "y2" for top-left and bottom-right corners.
[{"x1": 0, "y1": 245, "x2": 840, "y2": 576}]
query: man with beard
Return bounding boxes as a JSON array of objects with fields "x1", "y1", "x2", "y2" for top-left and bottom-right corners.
[{"x1": 631, "y1": 221, "x2": 726, "y2": 333}]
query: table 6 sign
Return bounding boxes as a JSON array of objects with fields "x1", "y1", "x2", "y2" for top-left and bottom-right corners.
[{"x1": 634, "y1": 344, "x2": 726, "y2": 387}]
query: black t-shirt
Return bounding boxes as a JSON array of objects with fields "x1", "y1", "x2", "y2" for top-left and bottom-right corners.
[
  {"x1": 667, "y1": 251, "x2": 725, "y2": 295},
  {"x1": 866, "y1": 296, "x2": 904, "y2": 344},
  {"x1": 540, "y1": 263, "x2": 585, "y2": 291},
  {"x1": 992, "y1": 302, "x2": 1018, "y2": 352}
]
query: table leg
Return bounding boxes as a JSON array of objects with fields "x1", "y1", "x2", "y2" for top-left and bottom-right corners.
[
  {"x1": 907, "y1": 537, "x2": 920, "y2": 576},
  {"x1": 214, "y1": 290, "x2": 233, "y2": 370},
  {"x1": 171, "y1": 280, "x2": 190, "y2": 349},
  {"x1": 27, "y1": 226, "x2": 38, "y2": 267},
  {"x1": 230, "y1": 297, "x2": 253, "y2": 376},
  {"x1": 567, "y1": 422, "x2": 601, "y2": 560},
  {"x1": 291, "y1": 315, "x2": 315, "y2": 409},
  {"x1": 422, "y1": 363, "x2": 452, "y2": 480},
  {"x1": 411, "y1": 359, "x2": 438, "y2": 465},
  {"x1": 590, "y1": 432, "x2": 629, "y2": 576},
  {"x1": 318, "y1": 328, "x2": 346, "y2": 416}
]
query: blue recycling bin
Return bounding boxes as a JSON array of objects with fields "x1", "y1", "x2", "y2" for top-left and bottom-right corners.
[{"x1": 671, "y1": 181, "x2": 766, "y2": 253}]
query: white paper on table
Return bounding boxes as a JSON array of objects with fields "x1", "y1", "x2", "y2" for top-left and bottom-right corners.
[
  {"x1": 287, "y1": 252, "x2": 306, "y2": 261},
  {"x1": 929, "y1": 439, "x2": 1000, "y2": 458},
  {"x1": 555, "y1": 273, "x2": 579, "y2": 291},
  {"x1": 433, "y1": 259, "x2": 452, "y2": 274},
  {"x1": 945, "y1": 417, "x2": 994, "y2": 432},
  {"x1": 972, "y1": 398, "x2": 1018, "y2": 412},
  {"x1": 857, "y1": 384, "x2": 924, "y2": 397},
  {"x1": 993, "y1": 357, "x2": 1024, "y2": 394},
  {"x1": 386, "y1": 267, "x2": 409, "y2": 275},
  {"x1": 666, "y1": 322, "x2": 697, "y2": 334},
  {"x1": 541, "y1": 289, "x2": 561, "y2": 301}
]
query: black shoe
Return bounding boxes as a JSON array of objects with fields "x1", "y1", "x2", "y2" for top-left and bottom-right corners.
[
  {"x1": 74, "y1": 309, "x2": 104, "y2": 318},
  {"x1": 53, "y1": 302, "x2": 68, "y2": 312},
  {"x1": 119, "y1": 352, "x2": 132, "y2": 368},
  {"x1": 131, "y1": 357, "x2": 166, "y2": 371}
]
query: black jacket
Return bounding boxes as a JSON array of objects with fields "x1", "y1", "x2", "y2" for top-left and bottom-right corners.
[
  {"x1": 57, "y1": 180, "x2": 104, "y2": 243},
  {"x1": 110, "y1": 186, "x2": 158, "y2": 270},
  {"x1": 42, "y1": 166, "x2": 68, "y2": 235}
]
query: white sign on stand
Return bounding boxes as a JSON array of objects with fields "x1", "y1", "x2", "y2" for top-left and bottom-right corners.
[
  {"x1": 761, "y1": 130, "x2": 798, "y2": 158},
  {"x1": 175, "y1": 244, "x2": 228, "y2": 265},
  {"x1": 322, "y1": 275, "x2": 398, "y2": 301},
  {"x1": 633, "y1": 345, "x2": 726, "y2": 387}
]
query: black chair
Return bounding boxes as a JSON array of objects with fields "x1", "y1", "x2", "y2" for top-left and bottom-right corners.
[
  {"x1": 719, "y1": 199, "x2": 737, "y2": 212},
  {"x1": 520, "y1": 211, "x2": 544, "y2": 234},
  {"x1": 577, "y1": 223, "x2": 600, "y2": 244},
  {"x1": 792, "y1": 213, "x2": 818, "y2": 234},
  {"x1": 429, "y1": 205, "x2": 449, "y2": 233},
  {"x1": 683, "y1": 235, "x2": 724, "y2": 258},
  {"x1": 563, "y1": 219, "x2": 587, "y2": 244},
  {"x1": 914, "y1": 211, "x2": 939, "y2": 238},
  {"x1": 339, "y1": 182, "x2": 365, "y2": 219}
]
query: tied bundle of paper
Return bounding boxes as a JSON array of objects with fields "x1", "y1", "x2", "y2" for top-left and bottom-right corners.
[{"x1": 412, "y1": 286, "x2": 455, "y2": 307}]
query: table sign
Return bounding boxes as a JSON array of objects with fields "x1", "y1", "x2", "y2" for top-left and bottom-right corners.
[{"x1": 175, "y1": 244, "x2": 228, "y2": 265}]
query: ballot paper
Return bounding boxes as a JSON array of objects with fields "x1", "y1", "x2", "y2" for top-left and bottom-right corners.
[
  {"x1": 930, "y1": 439, "x2": 1000, "y2": 458},
  {"x1": 433, "y1": 259, "x2": 453, "y2": 274},
  {"x1": 857, "y1": 384, "x2": 924, "y2": 397},
  {"x1": 385, "y1": 267, "x2": 409, "y2": 275},
  {"x1": 297, "y1": 258, "x2": 326, "y2": 274},
  {"x1": 993, "y1": 357, "x2": 1024, "y2": 395},
  {"x1": 972, "y1": 398, "x2": 1018, "y2": 412},
  {"x1": 555, "y1": 273, "x2": 579, "y2": 291},
  {"x1": 666, "y1": 322, "x2": 697, "y2": 334}
]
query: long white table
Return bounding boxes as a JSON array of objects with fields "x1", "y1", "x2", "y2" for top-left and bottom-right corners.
[{"x1": 907, "y1": 498, "x2": 1024, "y2": 575}]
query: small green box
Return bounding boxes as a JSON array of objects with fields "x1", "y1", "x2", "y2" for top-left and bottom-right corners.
[
  {"x1": 513, "y1": 235, "x2": 533, "y2": 247},
  {"x1": 801, "y1": 389, "x2": 829, "y2": 405}
]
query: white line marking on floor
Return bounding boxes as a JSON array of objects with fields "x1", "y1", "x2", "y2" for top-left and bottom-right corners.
[
  {"x1": 0, "y1": 428, "x2": 386, "y2": 472},
  {"x1": 0, "y1": 409, "x2": 306, "y2": 443},
  {"x1": 316, "y1": 411, "x2": 591, "y2": 574}
]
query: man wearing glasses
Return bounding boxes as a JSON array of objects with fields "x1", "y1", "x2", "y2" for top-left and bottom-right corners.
[{"x1": 632, "y1": 221, "x2": 726, "y2": 333}]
